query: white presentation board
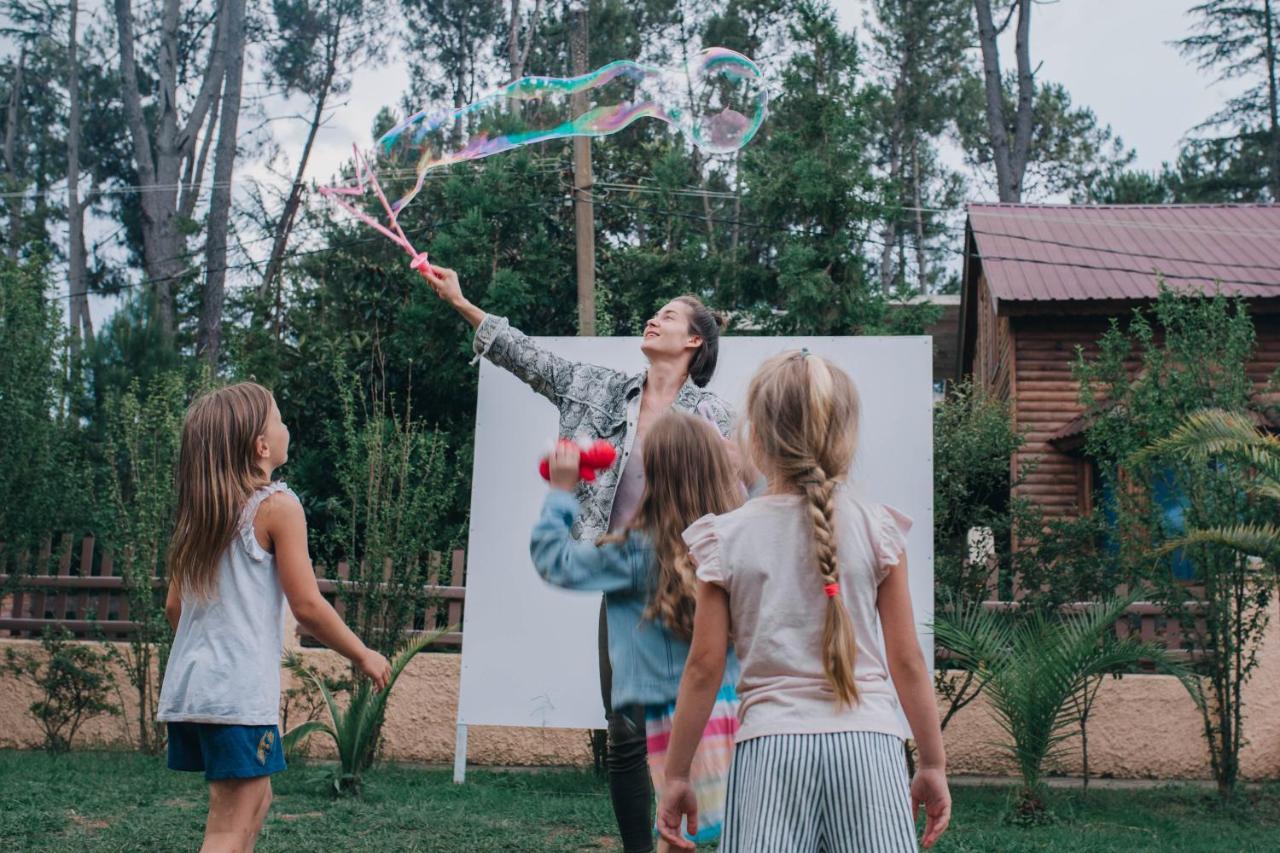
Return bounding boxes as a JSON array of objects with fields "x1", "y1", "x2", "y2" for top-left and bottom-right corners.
[{"x1": 457, "y1": 336, "x2": 933, "y2": 733}]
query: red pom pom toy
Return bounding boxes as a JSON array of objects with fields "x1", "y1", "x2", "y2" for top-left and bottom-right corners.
[{"x1": 539, "y1": 438, "x2": 618, "y2": 483}]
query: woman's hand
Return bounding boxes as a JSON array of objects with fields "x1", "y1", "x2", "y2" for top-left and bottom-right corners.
[
  {"x1": 656, "y1": 778, "x2": 698, "y2": 849},
  {"x1": 417, "y1": 264, "x2": 485, "y2": 329},
  {"x1": 911, "y1": 766, "x2": 952, "y2": 848},
  {"x1": 418, "y1": 264, "x2": 463, "y2": 306},
  {"x1": 548, "y1": 443, "x2": 582, "y2": 492}
]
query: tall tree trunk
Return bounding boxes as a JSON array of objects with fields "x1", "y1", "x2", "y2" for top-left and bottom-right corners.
[
  {"x1": 879, "y1": 113, "x2": 902, "y2": 290},
  {"x1": 880, "y1": 17, "x2": 915, "y2": 291},
  {"x1": 676, "y1": 9, "x2": 717, "y2": 250},
  {"x1": 258, "y1": 19, "x2": 341, "y2": 328},
  {"x1": 4, "y1": 48, "x2": 25, "y2": 261},
  {"x1": 973, "y1": 0, "x2": 1034, "y2": 202},
  {"x1": 1007, "y1": 0, "x2": 1034, "y2": 197},
  {"x1": 507, "y1": 0, "x2": 543, "y2": 82},
  {"x1": 197, "y1": 0, "x2": 246, "y2": 365},
  {"x1": 114, "y1": 0, "x2": 227, "y2": 344},
  {"x1": 179, "y1": 83, "x2": 220, "y2": 222},
  {"x1": 1265, "y1": 0, "x2": 1279, "y2": 199},
  {"x1": 911, "y1": 137, "x2": 927, "y2": 291},
  {"x1": 67, "y1": 1, "x2": 92, "y2": 348},
  {"x1": 569, "y1": 1, "x2": 595, "y2": 335}
]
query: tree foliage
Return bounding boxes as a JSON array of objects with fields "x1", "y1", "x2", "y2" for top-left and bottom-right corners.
[{"x1": 1075, "y1": 288, "x2": 1272, "y2": 796}]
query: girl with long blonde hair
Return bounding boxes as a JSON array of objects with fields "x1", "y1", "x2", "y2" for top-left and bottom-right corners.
[
  {"x1": 532, "y1": 412, "x2": 743, "y2": 850},
  {"x1": 157, "y1": 382, "x2": 390, "y2": 853},
  {"x1": 657, "y1": 351, "x2": 951, "y2": 852}
]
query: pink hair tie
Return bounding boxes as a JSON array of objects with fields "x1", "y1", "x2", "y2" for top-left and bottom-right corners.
[{"x1": 823, "y1": 582, "x2": 840, "y2": 599}]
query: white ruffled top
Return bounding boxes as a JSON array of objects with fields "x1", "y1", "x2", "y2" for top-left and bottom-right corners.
[
  {"x1": 157, "y1": 482, "x2": 294, "y2": 725},
  {"x1": 683, "y1": 485, "x2": 912, "y2": 743}
]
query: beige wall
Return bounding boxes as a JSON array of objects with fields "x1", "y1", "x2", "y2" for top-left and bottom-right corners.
[{"x1": 3, "y1": 629, "x2": 1279, "y2": 779}]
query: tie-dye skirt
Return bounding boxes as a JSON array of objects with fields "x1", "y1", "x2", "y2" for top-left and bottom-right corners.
[{"x1": 644, "y1": 683, "x2": 740, "y2": 845}]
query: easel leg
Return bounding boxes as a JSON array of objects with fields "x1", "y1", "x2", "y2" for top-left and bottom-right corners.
[{"x1": 453, "y1": 723, "x2": 468, "y2": 784}]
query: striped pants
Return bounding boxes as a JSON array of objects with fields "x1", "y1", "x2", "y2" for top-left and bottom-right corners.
[{"x1": 719, "y1": 731, "x2": 918, "y2": 853}]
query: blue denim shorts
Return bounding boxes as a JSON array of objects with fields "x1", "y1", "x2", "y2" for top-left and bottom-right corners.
[{"x1": 167, "y1": 722, "x2": 286, "y2": 781}]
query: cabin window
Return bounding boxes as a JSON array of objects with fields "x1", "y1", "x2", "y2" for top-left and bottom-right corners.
[
  {"x1": 1088, "y1": 461, "x2": 1195, "y2": 582},
  {"x1": 1151, "y1": 468, "x2": 1196, "y2": 582}
]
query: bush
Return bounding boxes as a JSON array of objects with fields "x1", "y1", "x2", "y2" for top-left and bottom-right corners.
[
  {"x1": 0, "y1": 257, "x2": 92, "y2": 558},
  {"x1": 283, "y1": 630, "x2": 439, "y2": 795},
  {"x1": 101, "y1": 371, "x2": 201, "y2": 755},
  {"x1": 3, "y1": 627, "x2": 120, "y2": 753},
  {"x1": 933, "y1": 379, "x2": 1028, "y2": 606},
  {"x1": 934, "y1": 592, "x2": 1189, "y2": 820},
  {"x1": 322, "y1": 361, "x2": 464, "y2": 658},
  {"x1": 1075, "y1": 287, "x2": 1271, "y2": 796}
]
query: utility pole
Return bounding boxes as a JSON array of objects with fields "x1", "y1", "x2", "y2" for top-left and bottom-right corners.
[{"x1": 569, "y1": 0, "x2": 596, "y2": 335}]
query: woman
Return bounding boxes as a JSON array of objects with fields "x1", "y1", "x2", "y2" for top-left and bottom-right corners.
[{"x1": 421, "y1": 265, "x2": 735, "y2": 853}]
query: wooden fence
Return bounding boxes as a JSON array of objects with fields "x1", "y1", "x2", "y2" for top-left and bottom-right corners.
[
  {"x1": 969, "y1": 598, "x2": 1208, "y2": 665},
  {"x1": 0, "y1": 533, "x2": 466, "y2": 649},
  {"x1": 945, "y1": 536, "x2": 1209, "y2": 664},
  {"x1": 3, "y1": 534, "x2": 1206, "y2": 663}
]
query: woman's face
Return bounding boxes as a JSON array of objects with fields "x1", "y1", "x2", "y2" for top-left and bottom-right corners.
[{"x1": 641, "y1": 300, "x2": 701, "y2": 362}]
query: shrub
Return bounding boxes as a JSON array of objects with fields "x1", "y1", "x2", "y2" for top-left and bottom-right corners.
[{"x1": 3, "y1": 627, "x2": 119, "y2": 753}]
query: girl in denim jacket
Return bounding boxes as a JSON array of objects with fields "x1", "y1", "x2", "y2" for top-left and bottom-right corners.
[{"x1": 533, "y1": 412, "x2": 742, "y2": 851}]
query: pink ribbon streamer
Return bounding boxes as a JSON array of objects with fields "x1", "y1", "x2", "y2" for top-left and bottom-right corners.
[{"x1": 317, "y1": 146, "x2": 436, "y2": 277}]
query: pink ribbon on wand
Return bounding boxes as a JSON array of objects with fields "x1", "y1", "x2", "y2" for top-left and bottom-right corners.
[{"x1": 317, "y1": 145, "x2": 437, "y2": 276}]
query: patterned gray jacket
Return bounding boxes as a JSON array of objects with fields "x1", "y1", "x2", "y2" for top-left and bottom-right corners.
[{"x1": 473, "y1": 314, "x2": 735, "y2": 540}]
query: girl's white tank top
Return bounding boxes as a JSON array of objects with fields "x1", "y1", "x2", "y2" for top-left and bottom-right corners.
[{"x1": 157, "y1": 482, "x2": 292, "y2": 725}]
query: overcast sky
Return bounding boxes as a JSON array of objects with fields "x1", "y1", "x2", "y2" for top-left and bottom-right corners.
[
  {"x1": 76, "y1": 1, "x2": 1248, "y2": 324},
  {"x1": 287, "y1": 0, "x2": 1242, "y2": 194}
]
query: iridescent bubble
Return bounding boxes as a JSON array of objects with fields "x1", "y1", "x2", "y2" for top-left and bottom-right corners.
[{"x1": 378, "y1": 47, "x2": 768, "y2": 212}]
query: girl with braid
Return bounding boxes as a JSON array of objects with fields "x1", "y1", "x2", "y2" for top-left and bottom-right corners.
[{"x1": 656, "y1": 350, "x2": 951, "y2": 852}]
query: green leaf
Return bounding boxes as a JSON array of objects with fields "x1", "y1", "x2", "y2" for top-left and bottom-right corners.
[{"x1": 282, "y1": 719, "x2": 335, "y2": 753}]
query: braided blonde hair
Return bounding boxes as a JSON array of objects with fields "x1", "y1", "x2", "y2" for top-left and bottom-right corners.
[{"x1": 744, "y1": 350, "x2": 861, "y2": 705}]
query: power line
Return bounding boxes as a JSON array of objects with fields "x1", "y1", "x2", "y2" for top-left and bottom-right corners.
[
  {"x1": 42, "y1": 186, "x2": 1280, "y2": 302},
  {"x1": 588, "y1": 187, "x2": 1280, "y2": 279},
  {"x1": 44, "y1": 197, "x2": 572, "y2": 302},
  {"x1": 587, "y1": 196, "x2": 1280, "y2": 288},
  {"x1": 0, "y1": 158, "x2": 576, "y2": 200},
  {"x1": 966, "y1": 225, "x2": 1280, "y2": 273},
  {"x1": 966, "y1": 206, "x2": 1280, "y2": 239}
]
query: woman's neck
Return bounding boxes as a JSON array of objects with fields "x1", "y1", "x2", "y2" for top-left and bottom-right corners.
[{"x1": 644, "y1": 359, "x2": 688, "y2": 403}]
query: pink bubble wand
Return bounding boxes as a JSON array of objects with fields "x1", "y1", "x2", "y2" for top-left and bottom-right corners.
[{"x1": 317, "y1": 146, "x2": 436, "y2": 275}]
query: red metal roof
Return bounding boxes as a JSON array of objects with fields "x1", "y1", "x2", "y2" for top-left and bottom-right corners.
[{"x1": 967, "y1": 203, "x2": 1280, "y2": 304}]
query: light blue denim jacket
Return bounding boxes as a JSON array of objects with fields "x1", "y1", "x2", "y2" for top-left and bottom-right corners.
[
  {"x1": 474, "y1": 313, "x2": 735, "y2": 540},
  {"x1": 530, "y1": 489, "x2": 739, "y2": 708}
]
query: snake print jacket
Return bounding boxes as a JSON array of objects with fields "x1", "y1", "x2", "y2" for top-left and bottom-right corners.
[{"x1": 473, "y1": 314, "x2": 735, "y2": 540}]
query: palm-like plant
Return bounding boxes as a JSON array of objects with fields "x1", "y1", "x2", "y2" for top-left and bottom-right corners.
[
  {"x1": 283, "y1": 629, "x2": 442, "y2": 794},
  {"x1": 933, "y1": 592, "x2": 1189, "y2": 818},
  {"x1": 1131, "y1": 408, "x2": 1280, "y2": 560}
]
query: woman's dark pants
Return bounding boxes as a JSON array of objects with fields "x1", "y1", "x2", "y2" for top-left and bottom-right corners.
[{"x1": 599, "y1": 598, "x2": 653, "y2": 852}]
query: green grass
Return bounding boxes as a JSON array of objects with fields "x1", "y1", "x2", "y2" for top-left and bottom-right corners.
[{"x1": 2, "y1": 750, "x2": 1279, "y2": 851}]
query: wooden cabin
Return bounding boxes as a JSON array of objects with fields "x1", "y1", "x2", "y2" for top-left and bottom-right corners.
[{"x1": 956, "y1": 203, "x2": 1280, "y2": 521}]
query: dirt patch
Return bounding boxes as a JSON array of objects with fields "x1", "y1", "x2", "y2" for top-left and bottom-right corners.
[
  {"x1": 67, "y1": 811, "x2": 110, "y2": 831},
  {"x1": 278, "y1": 811, "x2": 325, "y2": 822},
  {"x1": 542, "y1": 826, "x2": 620, "y2": 850},
  {"x1": 163, "y1": 798, "x2": 197, "y2": 809}
]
